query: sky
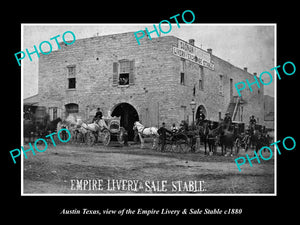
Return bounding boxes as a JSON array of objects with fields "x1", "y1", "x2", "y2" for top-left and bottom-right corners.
[{"x1": 22, "y1": 24, "x2": 275, "y2": 99}]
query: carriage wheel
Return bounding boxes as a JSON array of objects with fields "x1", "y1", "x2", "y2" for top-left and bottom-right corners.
[
  {"x1": 160, "y1": 141, "x2": 172, "y2": 152},
  {"x1": 165, "y1": 143, "x2": 173, "y2": 152},
  {"x1": 178, "y1": 141, "x2": 191, "y2": 153},
  {"x1": 101, "y1": 129, "x2": 111, "y2": 146},
  {"x1": 117, "y1": 127, "x2": 125, "y2": 145},
  {"x1": 86, "y1": 131, "x2": 96, "y2": 146},
  {"x1": 170, "y1": 143, "x2": 178, "y2": 152}
]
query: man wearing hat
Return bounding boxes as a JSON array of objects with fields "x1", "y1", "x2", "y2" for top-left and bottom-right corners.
[
  {"x1": 157, "y1": 122, "x2": 172, "y2": 152},
  {"x1": 196, "y1": 109, "x2": 206, "y2": 126},
  {"x1": 224, "y1": 112, "x2": 232, "y2": 129},
  {"x1": 92, "y1": 108, "x2": 103, "y2": 122},
  {"x1": 249, "y1": 115, "x2": 256, "y2": 126},
  {"x1": 249, "y1": 115, "x2": 257, "y2": 131}
]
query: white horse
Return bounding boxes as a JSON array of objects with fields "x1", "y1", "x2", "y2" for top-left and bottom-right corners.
[{"x1": 133, "y1": 121, "x2": 159, "y2": 149}]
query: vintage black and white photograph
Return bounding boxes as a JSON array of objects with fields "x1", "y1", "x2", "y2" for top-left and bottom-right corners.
[{"x1": 22, "y1": 24, "x2": 275, "y2": 195}]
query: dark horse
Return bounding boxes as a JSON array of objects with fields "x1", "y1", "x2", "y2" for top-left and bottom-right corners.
[
  {"x1": 198, "y1": 120, "x2": 219, "y2": 155},
  {"x1": 251, "y1": 129, "x2": 270, "y2": 154},
  {"x1": 46, "y1": 117, "x2": 62, "y2": 133},
  {"x1": 218, "y1": 122, "x2": 238, "y2": 156},
  {"x1": 24, "y1": 117, "x2": 62, "y2": 143}
]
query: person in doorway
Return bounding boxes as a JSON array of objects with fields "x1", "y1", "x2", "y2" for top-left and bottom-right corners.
[
  {"x1": 157, "y1": 122, "x2": 172, "y2": 152},
  {"x1": 196, "y1": 109, "x2": 206, "y2": 126}
]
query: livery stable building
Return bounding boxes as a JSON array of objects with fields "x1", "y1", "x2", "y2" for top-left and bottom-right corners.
[{"x1": 29, "y1": 31, "x2": 266, "y2": 140}]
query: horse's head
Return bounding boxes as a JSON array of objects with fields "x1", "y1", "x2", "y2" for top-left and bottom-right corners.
[
  {"x1": 133, "y1": 121, "x2": 141, "y2": 128},
  {"x1": 133, "y1": 121, "x2": 144, "y2": 132}
]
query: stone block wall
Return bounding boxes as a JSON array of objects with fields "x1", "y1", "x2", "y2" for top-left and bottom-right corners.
[{"x1": 38, "y1": 31, "x2": 264, "y2": 129}]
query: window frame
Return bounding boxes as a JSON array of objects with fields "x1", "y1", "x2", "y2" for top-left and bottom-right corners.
[
  {"x1": 118, "y1": 60, "x2": 130, "y2": 86},
  {"x1": 67, "y1": 65, "x2": 76, "y2": 90},
  {"x1": 112, "y1": 60, "x2": 135, "y2": 87},
  {"x1": 199, "y1": 66, "x2": 204, "y2": 91},
  {"x1": 180, "y1": 59, "x2": 186, "y2": 85},
  {"x1": 219, "y1": 74, "x2": 224, "y2": 96}
]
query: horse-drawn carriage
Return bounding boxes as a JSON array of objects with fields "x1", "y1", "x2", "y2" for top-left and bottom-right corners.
[
  {"x1": 155, "y1": 121, "x2": 199, "y2": 153},
  {"x1": 158, "y1": 128, "x2": 198, "y2": 153},
  {"x1": 68, "y1": 116, "x2": 126, "y2": 146},
  {"x1": 85, "y1": 117, "x2": 126, "y2": 146}
]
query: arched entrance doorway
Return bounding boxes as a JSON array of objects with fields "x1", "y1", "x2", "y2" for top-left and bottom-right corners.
[
  {"x1": 111, "y1": 103, "x2": 139, "y2": 141},
  {"x1": 195, "y1": 105, "x2": 207, "y2": 122}
]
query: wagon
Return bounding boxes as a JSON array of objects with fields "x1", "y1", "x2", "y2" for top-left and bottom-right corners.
[
  {"x1": 157, "y1": 128, "x2": 198, "y2": 153},
  {"x1": 85, "y1": 117, "x2": 126, "y2": 146}
]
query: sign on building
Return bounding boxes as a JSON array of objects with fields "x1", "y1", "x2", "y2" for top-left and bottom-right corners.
[{"x1": 173, "y1": 40, "x2": 215, "y2": 70}]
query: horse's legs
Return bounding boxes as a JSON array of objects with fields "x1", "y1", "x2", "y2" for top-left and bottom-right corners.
[
  {"x1": 152, "y1": 136, "x2": 158, "y2": 150},
  {"x1": 212, "y1": 140, "x2": 216, "y2": 155},
  {"x1": 138, "y1": 133, "x2": 145, "y2": 149},
  {"x1": 209, "y1": 142, "x2": 213, "y2": 155}
]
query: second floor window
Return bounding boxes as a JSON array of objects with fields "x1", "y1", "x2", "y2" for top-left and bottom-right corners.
[
  {"x1": 113, "y1": 59, "x2": 135, "y2": 86},
  {"x1": 219, "y1": 74, "x2": 224, "y2": 95},
  {"x1": 119, "y1": 60, "x2": 130, "y2": 85},
  {"x1": 67, "y1": 66, "x2": 76, "y2": 89},
  {"x1": 180, "y1": 59, "x2": 186, "y2": 85}
]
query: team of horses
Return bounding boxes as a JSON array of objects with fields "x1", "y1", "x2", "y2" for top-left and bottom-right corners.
[{"x1": 197, "y1": 120, "x2": 269, "y2": 156}]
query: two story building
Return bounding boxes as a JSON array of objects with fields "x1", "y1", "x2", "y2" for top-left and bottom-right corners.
[{"x1": 36, "y1": 31, "x2": 264, "y2": 140}]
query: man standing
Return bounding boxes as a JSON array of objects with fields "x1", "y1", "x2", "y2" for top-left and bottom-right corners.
[
  {"x1": 157, "y1": 122, "x2": 172, "y2": 152},
  {"x1": 196, "y1": 109, "x2": 206, "y2": 126},
  {"x1": 249, "y1": 115, "x2": 257, "y2": 126},
  {"x1": 92, "y1": 108, "x2": 103, "y2": 122},
  {"x1": 249, "y1": 115, "x2": 257, "y2": 133},
  {"x1": 223, "y1": 112, "x2": 232, "y2": 129}
]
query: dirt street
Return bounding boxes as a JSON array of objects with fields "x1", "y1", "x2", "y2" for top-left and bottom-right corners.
[{"x1": 23, "y1": 142, "x2": 274, "y2": 194}]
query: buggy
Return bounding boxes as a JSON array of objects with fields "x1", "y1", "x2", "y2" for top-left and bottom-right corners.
[
  {"x1": 84, "y1": 117, "x2": 126, "y2": 146},
  {"x1": 157, "y1": 124, "x2": 198, "y2": 153}
]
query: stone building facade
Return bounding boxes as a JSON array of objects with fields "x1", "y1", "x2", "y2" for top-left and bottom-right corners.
[{"x1": 37, "y1": 31, "x2": 264, "y2": 139}]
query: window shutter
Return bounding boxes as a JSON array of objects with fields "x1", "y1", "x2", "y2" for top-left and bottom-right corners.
[
  {"x1": 113, "y1": 62, "x2": 118, "y2": 86},
  {"x1": 57, "y1": 108, "x2": 62, "y2": 119},
  {"x1": 129, "y1": 60, "x2": 135, "y2": 85}
]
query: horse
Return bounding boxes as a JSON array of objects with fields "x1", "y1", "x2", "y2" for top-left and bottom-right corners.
[
  {"x1": 198, "y1": 120, "x2": 210, "y2": 154},
  {"x1": 47, "y1": 117, "x2": 62, "y2": 133},
  {"x1": 218, "y1": 123, "x2": 238, "y2": 156},
  {"x1": 133, "y1": 121, "x2": 159, "y2": 149},
  {"x1": 250, "y1": 129, "x2": 270, "y2": 155},
  {"x1": 198, "y1": 120, "x2": 220, "y2": 155}
]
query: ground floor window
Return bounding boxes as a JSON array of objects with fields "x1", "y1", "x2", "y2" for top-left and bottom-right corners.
[
  {"x1": 48, "y1": 107, "x2": 58, "y2": 121},
  {"x1": 65, "y1": 103, "x2": 79, "y2": 114}
]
